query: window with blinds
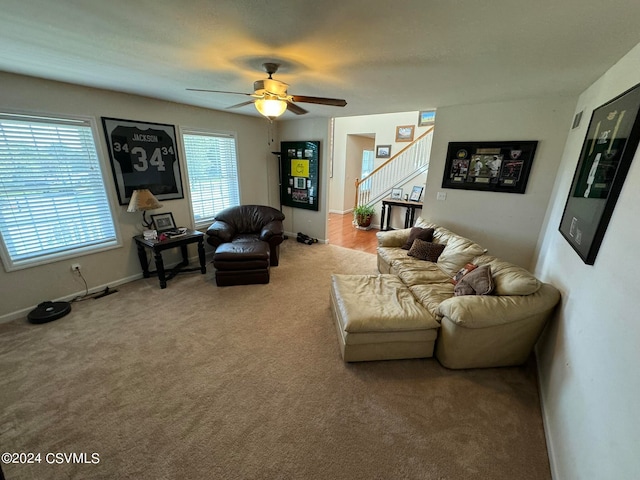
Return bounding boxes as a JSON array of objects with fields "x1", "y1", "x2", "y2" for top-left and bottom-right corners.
[
  {"x1": 182, "y1": 130, "x2": 240, "y2": 227},
  {"x1": 0, "y1": 113, "x2": 119, "y2": 271}
]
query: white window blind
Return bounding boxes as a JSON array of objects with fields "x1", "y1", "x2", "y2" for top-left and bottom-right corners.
[
  {"x1": 182, "y1": 131, "x2": 240, "y2": 227},
  {"x1": 0, "y1": 113, "x2": 118, "y2": 271}
]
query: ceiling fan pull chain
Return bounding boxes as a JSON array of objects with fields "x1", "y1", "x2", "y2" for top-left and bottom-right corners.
[{"x1": 266, "y1": 120, "x2": 276, "y2": 146}]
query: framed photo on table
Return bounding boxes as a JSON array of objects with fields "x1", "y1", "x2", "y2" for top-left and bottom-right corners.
[
  {"x1": 559, "y1": 82, "x2": 640, "y2": 265},
  {"x1": 390, "y1": 188, "x2": 403, "y2": 200},
  {"x1": 151, "y1": 212, "x2": 176, "y2": 232},
  {"x1": 409, "y1": 186, "x2": 424, "y2": 202},
  {"x1": 102, "y1": 117, "x2": 184, "y2": 205}
]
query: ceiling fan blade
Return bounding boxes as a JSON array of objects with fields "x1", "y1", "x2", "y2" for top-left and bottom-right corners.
[
  {"x1": 186, "y1": 88, "x2": 253, "y2": 96},
  {"x1": 291, "y1": 95, "x2": 347, "y2": 107},
  {"x1": 228, "y1": 100, "x2": 256, "y2": 109},
  {"x1": 286, "y1": 101, "x2": 308, "y2": 115}
]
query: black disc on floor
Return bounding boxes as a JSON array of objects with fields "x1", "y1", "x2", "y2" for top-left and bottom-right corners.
[{"x1": 27, "y1": 301, "x2": 71, "y2": 324}]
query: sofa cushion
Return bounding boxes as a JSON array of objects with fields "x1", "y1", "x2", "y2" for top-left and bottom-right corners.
[
  {"x1": 377, "y1": 246, "x2": 412, "y2": 272},
  {"x1": 408, "y1": 239, "x2": 446, "y2": 262},
  {"x1": 454, "y1": 265, "x2": 493, "y2": 296},
  {"x1": 452, "y1": 263, "x2": 478, "y2": 284},
  {"x1": 409, "y1": 283, "x2": 455, "y2": 320},
  {"x1": 412, "y1": 220, "x2": 488, "y2": 276},
  {"x1": 402, "y1": 227, "x2": 435, "y2": 250},
  {"x1": 414, "y1": 216, "x2": 432, "y2": 229},
  {"x1": 376, "y1": 228, "x2": 411, "y2": 248},
  {"x1": 397, "y1": 263, "x2": 453, "y2": 287},
  {"x1": 331, "y1": 274, "x2": 439, "y2": 332},
  {"x1": 474, "y1": 255, "x2": 541, "y2": 295},
  {"x1": 436, "y1": 232, "x2": 487, "y2": 277}
]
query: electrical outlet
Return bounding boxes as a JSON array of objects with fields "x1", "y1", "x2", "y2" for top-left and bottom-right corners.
[
  {"x1": 71, "y1": 263, "x2": 81, "y2": 274},
  {"x1": 437, "y1": 192, "x2": 447, "y2": 201}
]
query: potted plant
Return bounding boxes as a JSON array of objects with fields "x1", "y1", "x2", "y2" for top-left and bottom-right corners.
[{"x1": 354, "y1": 204, "x2": 376, "y2": 230}]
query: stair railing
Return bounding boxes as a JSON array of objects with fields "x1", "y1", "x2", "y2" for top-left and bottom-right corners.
[{"x1": 354, "y1": 126, "x2": 434, "y2": 209}]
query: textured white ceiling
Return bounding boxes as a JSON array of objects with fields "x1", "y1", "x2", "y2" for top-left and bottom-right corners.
[{"x1": 2, "y1": 0, "x2": 640, "y2": 119}]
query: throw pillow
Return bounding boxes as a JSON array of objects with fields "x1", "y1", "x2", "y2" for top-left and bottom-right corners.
[
  {"x1": 452, "y1": 263, "x2": 478, "y2": 284},
  {"x1": 402, "y1": 227, "x2": 435, "y2": 250},
  {"x1": 407, "y1": 238, "x2": 446, "y2": 262},
  {"x1": 454, "y1": 265, "x2": 494, "y2": 296}
]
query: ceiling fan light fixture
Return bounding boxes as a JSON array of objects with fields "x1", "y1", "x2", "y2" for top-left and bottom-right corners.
[
  {"x1": 187, "y1": 63, "x2": 346, "y2": 117},
  {"x1": 255, "y1": 98, "x2": 287, "y2": 119}
]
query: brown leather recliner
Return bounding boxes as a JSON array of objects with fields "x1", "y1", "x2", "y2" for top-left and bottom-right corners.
[{"x1": 206, "y1": 205, "x2": 285, "y2": 266}]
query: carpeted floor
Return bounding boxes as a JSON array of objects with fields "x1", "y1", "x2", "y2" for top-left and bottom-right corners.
[{"x1": 0, "y1": 240, "x2": 551, "y2": 480}]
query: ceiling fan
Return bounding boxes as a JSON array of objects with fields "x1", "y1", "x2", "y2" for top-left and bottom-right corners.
[{"x1": 187, "y1": 63, "x2": 347, "y2": 119}]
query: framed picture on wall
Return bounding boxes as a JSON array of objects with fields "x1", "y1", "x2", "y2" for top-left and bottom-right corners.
[
  {"x1": 559, "y1": 82, "x2": 640, "y2": 265},
  {"x1": 395, "y1": 125, "x2": 415, "y2": 142},
  {"x1": 102, "y1": 117, "x2": 184, "y2": 205},
  {"x1": 441, "y1": 140, "x2": 538, "y2": 194},
  {"x1": 418, "y1": 110, "x2": 436, "y2": 127},
  {"x1": 294, "y1": 177, "x2": 307, "y2": 189},
  {"x1": 376, "y1": 145, "x2": 391, "y2": 158},
  {"x1": 280, "y1": 141, "x2": 320, "y2": 211}
]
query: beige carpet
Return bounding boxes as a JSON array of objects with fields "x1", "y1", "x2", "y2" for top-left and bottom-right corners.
[{"x1": 0, "y1": 240, "x2": 551, "y2": 480}]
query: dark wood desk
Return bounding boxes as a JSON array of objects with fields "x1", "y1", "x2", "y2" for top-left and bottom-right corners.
[
  {"x1": 380, "y1": 198, "x2": 423, "y2": 231},
  {"x1": 134, "y1": 229, "x2": 206, "y2": 288}
]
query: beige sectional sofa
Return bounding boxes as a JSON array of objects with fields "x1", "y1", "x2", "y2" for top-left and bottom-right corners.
[{"x1": 330, "y1": 217, "x2": 560, "y2": 369}]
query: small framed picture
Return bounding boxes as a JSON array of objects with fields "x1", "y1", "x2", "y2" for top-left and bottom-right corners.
[
  {"x1": 151, "y1": 212, "x2": 176, "y2": 232},
  {"x1": 395, "y1": 125, "x2": 415, "y2": 142},
  {"x1": 409, "y1": 186, "x2": 424, "y2": 202},
  {"x1": 376, "y1": 145, "x2": 391, "y2": 158},
  {"x1": 390, "y1": 188, "x2": 403, "y2": 200},
  {"x1": 418, "y1": 110, "x2": 436, "y2": 127},
  {"x1": 294, "y1": 177, "x2": 306, "y2": 189}
]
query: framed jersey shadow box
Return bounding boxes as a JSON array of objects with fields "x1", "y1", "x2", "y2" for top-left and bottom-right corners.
[{"x1": 102, "y1": 117, "x2": 184, "y2": 205}]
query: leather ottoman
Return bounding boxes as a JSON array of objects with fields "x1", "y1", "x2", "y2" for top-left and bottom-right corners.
[
  {"x1": 213, "y1": 241, "x2": 270, "y2": 286},
  {"x1": 330, "y1": 274, "x2": 440, "y2": 362}
]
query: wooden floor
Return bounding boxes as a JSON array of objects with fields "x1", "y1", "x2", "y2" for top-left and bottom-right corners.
[{"x1": 327, "y1": 212, "x2": 379, "y2": 254}]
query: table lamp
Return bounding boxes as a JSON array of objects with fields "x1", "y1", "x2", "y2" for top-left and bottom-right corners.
[{"x1": 127, "y1": 189, "x2": 163, "y2": 228}]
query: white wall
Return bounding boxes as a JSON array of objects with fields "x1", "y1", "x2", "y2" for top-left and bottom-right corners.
[
  {"x1": 278, "y1": 117, "x2": 331, "y2": 241},
  {"x1": 424, "y1": 97, "x2": 576, "y2": 268},
  {"x1": 0, "y1": 72, "x2": 275, "y2": 321},
  {"x1": 534, "y1": 42, "x2": 640, "y2": 480}
]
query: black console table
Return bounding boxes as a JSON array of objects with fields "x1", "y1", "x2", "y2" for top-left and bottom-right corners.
[
  {"x1": 134, "y1": 229, "x2": 206, "y2": 288},
  {"x1": 380, "y1": 198, "x2": 423, "y2": 231}
]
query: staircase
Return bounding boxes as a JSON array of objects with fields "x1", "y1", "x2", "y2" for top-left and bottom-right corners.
[{"x1": 354, "y1": 126, "x2": 434, "y2": 208}]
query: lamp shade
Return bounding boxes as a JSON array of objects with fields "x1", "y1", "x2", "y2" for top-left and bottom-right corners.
[
  {"x1": 255, "y1": 98, "x2": 287, "y2": 119},
  {"x1": 127, "y1": 189, "x2": 163, "y2": 212}
]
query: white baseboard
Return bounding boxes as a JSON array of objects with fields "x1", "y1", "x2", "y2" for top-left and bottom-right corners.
[
  {"x1": 535, "y1": 345, "x2": 559, "y2": 480},
  {"x1": 0, "y1": 255, "x2": 211, "y2": 325},
  {"x1": 284, "y1": 231, "x2": 327, "y2": 244},
  {"x1": 0, "y1": 273, "x2": 143, "y2": 324}
]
